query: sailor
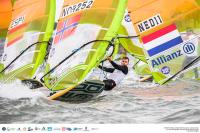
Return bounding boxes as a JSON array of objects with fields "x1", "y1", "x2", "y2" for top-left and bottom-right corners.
[{"x1": 98, "y1": 56, "x2": 129, "y2": 90}]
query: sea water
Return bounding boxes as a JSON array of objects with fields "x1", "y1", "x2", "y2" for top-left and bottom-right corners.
[{"x1": 0, "y1": 77, "x2": 200, "y2": 124}]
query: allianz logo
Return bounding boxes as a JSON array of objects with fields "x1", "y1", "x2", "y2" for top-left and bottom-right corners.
[
  {"x1": 183, "y1": 42, "x2": 195, "y2": 54},
  {"x1": 151, "y1": 50, "x2": 183, "y2": 68},
  {"x1": 151, "y1": 42, "x2": 196, "y2": 68}
]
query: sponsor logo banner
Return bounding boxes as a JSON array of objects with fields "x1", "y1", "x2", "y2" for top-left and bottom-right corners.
[{"x1": 148, "y1": 35, "x2": 199, "y2": 77}]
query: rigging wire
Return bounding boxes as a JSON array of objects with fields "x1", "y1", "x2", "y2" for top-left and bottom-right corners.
[
  {"x1": 0, "y1": 41, "x2": 50, "y2": 73},
  {"x1": 40, "y1": 39, "x2": 114, "y2": 83},
  {"x1": 162, "y1": 55, "x2": 200, "y2": 84}
]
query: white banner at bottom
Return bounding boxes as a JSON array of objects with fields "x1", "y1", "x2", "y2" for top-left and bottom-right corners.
[{"x1": 0, "y1": 124, "x2": 199, "y2": 133}]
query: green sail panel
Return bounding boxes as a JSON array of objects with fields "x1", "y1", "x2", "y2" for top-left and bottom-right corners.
[
  {"x1": 117, "y1": 10, "x2": 151, "y2": 76},
  {"x1": 0, "y1": 0, "x2": 55, "y2": 81},
  {"x1": 43, "y1": 0, "x2": 128, "y2": 91}
]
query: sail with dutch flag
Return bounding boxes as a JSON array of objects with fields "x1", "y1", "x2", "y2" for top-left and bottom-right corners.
[{"x1": 128, "y1": 0, "x2": 200, "y2": 84}]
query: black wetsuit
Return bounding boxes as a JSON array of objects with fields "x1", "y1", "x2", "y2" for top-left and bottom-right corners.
[{"x1": 99, "y1": 61, "x2": 128, "y2": 91}]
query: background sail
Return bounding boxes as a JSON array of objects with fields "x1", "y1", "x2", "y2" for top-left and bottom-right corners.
[
  {"x1": 0, "y1": 0, "x2": 12, "y2": 67},
  {"x1": 118, "y1": 10, "x2": 151, "y2": 76},
  {"x1": 43, "y1": 0, "x2": 127, "y2": 91},
  {"x1": 129, "y1": 0, "x2": 200, "y2": 84},
  {"x1": 1, "y1": 0, "x2": 55, "y2": 80}
]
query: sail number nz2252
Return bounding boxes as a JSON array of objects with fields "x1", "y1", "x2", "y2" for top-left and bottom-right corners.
[{"x1": 61, "y1": 0, "x2": 94, "y2": 18}]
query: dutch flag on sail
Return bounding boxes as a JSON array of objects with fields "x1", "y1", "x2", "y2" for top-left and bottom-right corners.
[{"x1": 142, "y1": 24, "x2": 183, "y2": 57}]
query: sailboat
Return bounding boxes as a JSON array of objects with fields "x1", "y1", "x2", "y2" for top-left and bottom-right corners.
[
  {"x1": 37, "y1": 0, "x2": 128, "y2": 102},
  {"x1": 0, "y1": 0, "x2": 55, "y2": 81},
  {"x1": 0, "y1": 0, "x2": 128, "y2": 102},
  {"x1": 127, "y1": 0, "x2": 200, "y2": 84}
]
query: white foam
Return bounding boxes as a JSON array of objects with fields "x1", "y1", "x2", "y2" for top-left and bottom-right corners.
[{"x1": 0, "y1": 80, "x2": 46, "y2": 100}]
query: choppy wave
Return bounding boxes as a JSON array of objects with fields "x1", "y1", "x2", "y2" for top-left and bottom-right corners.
[
  {"x1": 0, "y1": 80, "x2": 45, "y2": 100},
  {"x1": 0, "y1": 79, "x2": 200, "y2": 124},
  {"x1": 160, "y1": 109, "x2": 200, "y2": 124}
]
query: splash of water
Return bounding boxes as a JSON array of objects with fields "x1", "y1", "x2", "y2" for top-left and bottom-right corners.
[{"x1": 0, "y1": 80, "x2": 45, "y2": 100}]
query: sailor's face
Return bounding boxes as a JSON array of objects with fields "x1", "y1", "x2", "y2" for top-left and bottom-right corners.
[{"x1": 121, "y1": 59, "x2": 129, "y2": 66}]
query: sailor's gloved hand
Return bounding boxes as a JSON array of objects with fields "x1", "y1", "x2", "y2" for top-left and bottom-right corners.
[{"x1": 107, "y1": 57, "x2": 112, "y2": 62}]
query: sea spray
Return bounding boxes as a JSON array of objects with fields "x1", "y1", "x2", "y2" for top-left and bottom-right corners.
[{"x1": 0, "y1": 80, "x2": 45, "y2": 100}]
